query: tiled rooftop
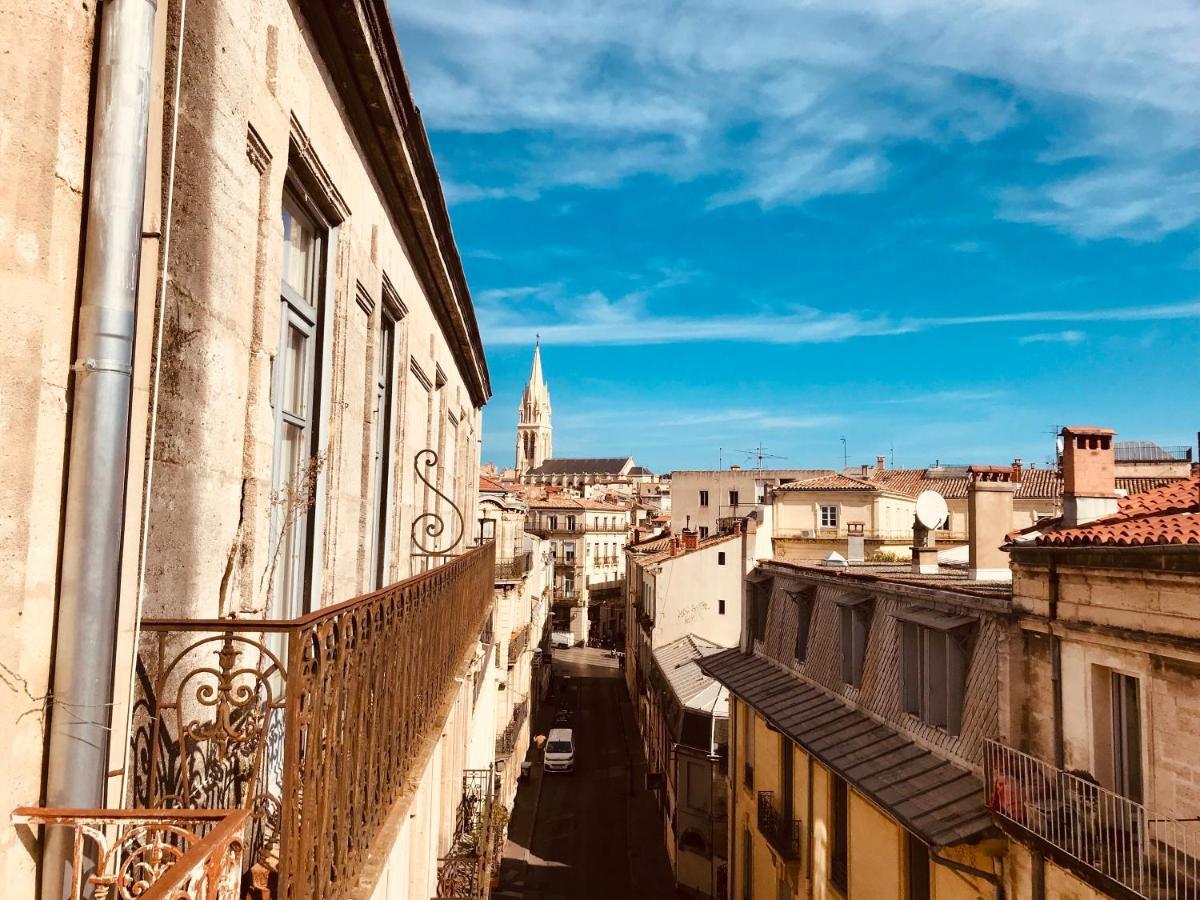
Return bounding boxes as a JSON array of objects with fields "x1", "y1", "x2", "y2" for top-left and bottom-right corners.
[{"x1": 1030, "y1": 474, "x2": 1200, "y2": 547}]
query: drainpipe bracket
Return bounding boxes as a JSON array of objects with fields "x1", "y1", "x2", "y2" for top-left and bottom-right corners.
[{"x1": 72, "y1": 357, "x2": 134, "y2": 376}]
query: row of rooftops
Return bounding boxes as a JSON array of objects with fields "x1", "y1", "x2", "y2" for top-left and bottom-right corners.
[{"x1": 773, "y1": 464, "x2": 1183, "y2": 501}]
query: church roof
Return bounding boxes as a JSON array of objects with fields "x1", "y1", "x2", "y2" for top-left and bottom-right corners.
[{"x1": 527, "y1": 457, "x2": 634, "y2": 476}]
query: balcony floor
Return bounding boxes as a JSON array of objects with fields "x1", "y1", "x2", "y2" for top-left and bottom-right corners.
[{"x1": 496, "y1": 647, "x2": 676, "y2": 899}]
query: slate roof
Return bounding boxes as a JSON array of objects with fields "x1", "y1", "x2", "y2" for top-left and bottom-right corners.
[
  {"x1": 629, "y1": 465, "x2": 655, "y2": 476},
  {"x1": 527, "y1": 457, "x2": 633, "y2": 475},
  {"x1": 1030, "y1": 474, "x2": 1200, "y2": 547},
  {"x1": 700, "y1": 649, "x2": 994, "y2": 847},
  {"x1": 654, "y1": 634, "x2": 728, "y2": 714}
]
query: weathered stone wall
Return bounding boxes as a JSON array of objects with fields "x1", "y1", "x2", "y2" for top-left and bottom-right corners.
[
  {"x1": 141, "y1": 0, "x2": 484, "y2": 622},
  {"x1": 0, "y1": 1, "x2": 97, "y2": 890}
]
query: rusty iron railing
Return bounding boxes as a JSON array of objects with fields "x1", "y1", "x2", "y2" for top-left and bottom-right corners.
[
  {"x1": 13, "y1": 807, "x2": 249, "y2": 900},
  {"x1": 756, "y1": 791, "x2": 801, "y2": 861},
  {"x1": 436, "y1": 769, "x2": 495, "y2": 898},
  {"x1": 985, "y1": 739, "x2": 1200, "y2": 898},
  {"x1": 494, "y1": 552, "x2": 532, "y2": 581},
  {"x1": 495, "y1": 699, "x2": 529, "y2": 758},
  {"x1": 130, "y1": 542, "x2": 496, "y2": 900},
  {"x1": 508, "y1": 623, "x2": 529, "y2": 669}
]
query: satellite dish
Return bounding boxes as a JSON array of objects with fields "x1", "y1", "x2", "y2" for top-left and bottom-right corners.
[{"x1": 915, "y1": 490, "x2": 949, "y2": 530}]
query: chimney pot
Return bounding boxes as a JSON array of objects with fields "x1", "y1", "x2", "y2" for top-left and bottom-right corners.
[
  {"x1": 876, "y1": 455, "x2": 886, "y2": 472},
  {"x1": 1011, "y1": 458, "x2": 1023, "y2": 482},
  {"x1": 1061, "y1": 426, "x2": 1118, "y2": 526}
]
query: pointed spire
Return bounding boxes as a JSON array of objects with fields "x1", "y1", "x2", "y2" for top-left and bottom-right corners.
[{"x1": 528, "y1": 338, "x2": 544, "y2": 391}]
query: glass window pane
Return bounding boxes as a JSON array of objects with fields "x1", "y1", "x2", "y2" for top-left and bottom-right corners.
[
  {"x1": 281, "y1": 197, "x2": 316, "y2": 300},
  {"x1": 282, "y1": 323, "x2": 308, "y2": 417},
  {"x1": 276, "y1": 420, "x2": 307, "y2": 617}
]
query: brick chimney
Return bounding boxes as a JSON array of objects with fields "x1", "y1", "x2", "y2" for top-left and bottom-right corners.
[
  {"x1": 1061, "y1": 426, "x2": 1118, "y2": 527},
  {"x1": 967, "y1": 466, "x2": 1014, "y2": 582},
  {"x1": 680, "y1": 529, "x2": 698, "y2": 551},
  {"x1": 876, "y1": 455, "x2": 886, "y2": 473},
  {"x1": 1011, "y1": 458, "x2": 1023, "y2": 483}
]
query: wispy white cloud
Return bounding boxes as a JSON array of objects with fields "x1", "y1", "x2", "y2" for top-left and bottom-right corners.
[
  {"x1": 480, "y1": 284, "x2": 1200, "y2": 346},
  {"x1": 395, "y1": 0, "x2": 1200, "y2": 239},
  {"x1": 1019, "y1": 329, "x2": 1087, "y2": 345}
]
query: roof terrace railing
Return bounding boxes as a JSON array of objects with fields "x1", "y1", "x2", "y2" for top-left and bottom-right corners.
[{"x1": 984, "y1": 739, "x2": 1200, "y2": 899}]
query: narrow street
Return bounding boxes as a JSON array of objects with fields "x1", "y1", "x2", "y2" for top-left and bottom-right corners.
[{"x1": 497, "y1": 647, "x2": 676, "y2": 900}]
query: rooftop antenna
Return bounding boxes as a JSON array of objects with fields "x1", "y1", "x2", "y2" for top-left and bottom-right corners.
[
  {"x1": 890, "y1": 441, "x2": 895, "y2": 469},
  {"x1": 736, "y1": 443, "x2": 786, "y2": 470},
  {"x1": 840, "y1": 436, "x2": 848, "y2": 470}
]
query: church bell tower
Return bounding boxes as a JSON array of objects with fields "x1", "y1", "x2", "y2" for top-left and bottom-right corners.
[{"x1": 515, "y1": 341, "x2": 552, "y2": 476}]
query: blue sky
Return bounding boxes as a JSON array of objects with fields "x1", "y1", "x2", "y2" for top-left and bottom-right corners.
[{"x1": 392, "y1": 1, "x2": 1200, "y2": 473}]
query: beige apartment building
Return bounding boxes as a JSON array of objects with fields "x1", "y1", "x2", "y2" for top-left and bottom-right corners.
[
  {"x1": 991, "y1": 432, "x2": 1200, "y2": 899},
  {"x1": 1, "y1": 1, "x2": 522, "y2": 897},
  {"x1": 771, "y1": 457, "x2": 1188, "y2": 563},
  {"x1": 528, "y1": 498, "x2": 631, "y2": 644},
  {"x1": 672, "y1": 468, "x2": 835, "y2": 539},
  {"x1": 699, "y1": 427, "x2": 1200, "y2": 900}
]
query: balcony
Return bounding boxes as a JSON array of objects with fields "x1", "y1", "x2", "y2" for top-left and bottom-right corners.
[
  {"x1": 13, "y1": 807, "x2": 249, "y2": 899},
  {"x1": 552, "y1": 588, "x2": 581, "y2": 605},
  {"x1": 528, "y1": 520, "x2": 584, "y2": 535},
  {"x1": 436, "y1": 769, "x2": 499, "y2": 898},
  {"x1": 495, "y1": 699, "x2": 530, "y2": 758},
  {"x1": 756, "y1": 791, "x2": 801, "y2": 861},
  {"x1": 508, "y1": 622, "x2": 530, "y2": 668},
  {"x1": 590, "y1": 522, "x2": 629, "y2": 533},
  {"x1": 553, "y1": 556, "x2": 580, "y2": 569},
  {"x1": 984, "y1": 739, "x2": 1200, "y2": 899},
  {"x1": 120, "y1": 542, "x2": 495, "y2": 900},
  {"x1": 495, "y1": 551, "x2": 532, "y2": 581}
]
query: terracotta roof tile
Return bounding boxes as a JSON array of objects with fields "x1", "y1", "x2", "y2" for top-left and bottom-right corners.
[
  {"x1": 1033, "y1": 474, "x2": 1200, "y2": 547},
  {"x1": 479, "y1": 475, "x2": 507, "y2": 492},
  {"x1": 775, "y1": 473, "x2": 881, "y2": 493}
]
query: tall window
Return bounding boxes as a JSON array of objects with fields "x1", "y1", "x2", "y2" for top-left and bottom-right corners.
[
  {"x1": 751, "y1": 581, "x2": 771, "y2": 644},
  {"x1": 1096, "y1": 670, "x2": 1143, "y2": 802},
  {"x1": 369, "y1": 304, "x2": 400, "y2": 589},
  {"x1": 271, "y1": 190, "x2": 326, "y2": 618},
  {"x1": 729, "y1": 490, "x2": 739, "y2": 507},
  {"x1": 838, "y1": 597, "x2": 871, "y2": 687},
  {"x1": 699, "y1": 490, "x2": 710, "y2": 507},
  {"x1": 906, "y1": 832, "x2": 930, "y2": 900},
  {"x1": 718, "y1": 551, "x2": 726, "y2": 566},
  {"x1": 820, "y1": 504, "x2": 838, "y2": 528},
  {"x1": 831, "y1": 775, "x2": 849, "y2": 891},
  {"x1": 790, "y1": 589, "x2": 815, "y2": 663},
  {"x1": 899, "y1": 612, "x2": 972, "y2": 734}
]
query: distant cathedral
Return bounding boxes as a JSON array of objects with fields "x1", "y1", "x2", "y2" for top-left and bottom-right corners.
[{"x1": 515, "y1": 341, "x2": 552, "y2": 475}]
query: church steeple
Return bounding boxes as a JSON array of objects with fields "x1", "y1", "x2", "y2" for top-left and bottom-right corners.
[{"x1": 516, "y1": 341, "x2": 552, "y2": 476}]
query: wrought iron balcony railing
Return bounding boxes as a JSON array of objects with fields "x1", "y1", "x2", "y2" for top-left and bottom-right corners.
[
  {"x1": 496, "y1": 699, "x2": 530, "y2": 758},
  {"x1": 508, "y1": 623, "x2": 530, "y2": 668},
  {"x1": 494, "y1": 551, "x2": 532, "y2": 581},
  {"x1": 12, "y1": 807, "x2": 249, "y2": 900},
  {"x1": 129, "y1": 542, "x2": 496, "y2": 900},
  {"x1": 552, "y1": 588, "x2": 580, "y2": 604},
  {"x1": 984, "y1": 739, "x2": 1200, "y2": 899},
  {"x1": 756, "y1": 791, "x2": 801, "y2": 861},
  {"x1": 436, "y1": 769, "x2": 498, "y2": 898}
]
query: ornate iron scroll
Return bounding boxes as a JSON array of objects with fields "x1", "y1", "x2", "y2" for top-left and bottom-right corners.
[{"x1": 411, "y1": 448, "x2": 466, "y2": 561}]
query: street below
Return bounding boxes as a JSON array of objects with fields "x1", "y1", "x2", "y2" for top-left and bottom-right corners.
[{"x1": 497, "y1": 647, "x2": 675, "y2": 900}]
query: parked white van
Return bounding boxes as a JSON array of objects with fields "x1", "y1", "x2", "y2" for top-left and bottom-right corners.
[{"x1": 543, "y1": 727, "x2": 575, "y2": 774}]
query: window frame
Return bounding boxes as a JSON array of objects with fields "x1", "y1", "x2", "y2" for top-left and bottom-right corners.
[
  {"x1": 270, "y1": 185, "x2": 334, "y2": 619},
  {"x1": 699, "y1": 489, "x2": 710, "y2": 507},
  {"x1": 820, "y1": 504, "x2": 839, "y2": 528},
  {"x1": 836, "y1": 595, "x2": 872, "y2": 687},
  {"x1": 368, "y1": 297, "x2": 403, "y2": 589},
  {"x1": 789, "y1": 588, "x2": 816, "y2": 663},
  {"x1": 896, "y1": 608, "x2": 974, "y2": 734}
]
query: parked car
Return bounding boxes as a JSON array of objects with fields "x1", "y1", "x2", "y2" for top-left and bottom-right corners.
[{"x1": 543, "y1": 727, "x2": 575, "y2": 774}]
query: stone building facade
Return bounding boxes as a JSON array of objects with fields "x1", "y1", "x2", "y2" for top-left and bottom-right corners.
[{"x1": 1, "y1": 1, "x2": 514, "y2": 897}]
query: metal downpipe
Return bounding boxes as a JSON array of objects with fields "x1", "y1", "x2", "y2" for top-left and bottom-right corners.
[{"x1": 41, "y1": 0, "x2": 157, "y2": 897}]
